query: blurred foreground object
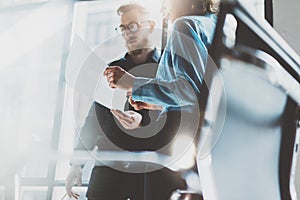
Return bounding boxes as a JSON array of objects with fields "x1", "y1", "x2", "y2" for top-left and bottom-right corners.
[{"x1": 197, "y1": 1, "x2": 300, "y2": 200}]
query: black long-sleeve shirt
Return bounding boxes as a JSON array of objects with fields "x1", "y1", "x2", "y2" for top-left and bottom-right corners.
[{"x1": 75, "y1": 49, "x2": 178, "y2": 152}]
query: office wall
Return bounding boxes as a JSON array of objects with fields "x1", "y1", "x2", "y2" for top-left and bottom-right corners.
[{"x1": 273, "y1": 0, "x2": 300, "y2": 55}]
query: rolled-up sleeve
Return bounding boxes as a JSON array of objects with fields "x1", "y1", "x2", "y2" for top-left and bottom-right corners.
[
  {"x1": 132, "y1": 75, "x2": 198, "y2": 110},
  {"x1": 132, "y1": 16, "x2": 216, "y2": 111}
]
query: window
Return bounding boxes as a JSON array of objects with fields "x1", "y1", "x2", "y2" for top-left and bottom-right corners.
[
  {"x1": 0, "y1": 0, "x2": 163, "y2": 199},
  {"x1": 0, "y1": 0, "x2": 73, "y2": 199},
  {"x1": 0, "y1": 0, "x2": 48, "y2": 9}
]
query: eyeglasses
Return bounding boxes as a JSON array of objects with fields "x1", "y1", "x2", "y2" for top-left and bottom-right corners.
[{"x1": 115, "y1": 20, "x2": 151, "y2": 35}]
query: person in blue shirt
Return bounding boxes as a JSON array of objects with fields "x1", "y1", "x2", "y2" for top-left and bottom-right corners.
[
  {"x1": 104, "y1": 0, "x2": 219, "y2": 115},
  {"x1": 104, "y1": 2, "x2": 219, "y2": 198}
]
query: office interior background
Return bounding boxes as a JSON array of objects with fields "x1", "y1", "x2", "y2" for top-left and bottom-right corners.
[{"x1": 0, "y1": 0, "x2": 299, "y2": 199}]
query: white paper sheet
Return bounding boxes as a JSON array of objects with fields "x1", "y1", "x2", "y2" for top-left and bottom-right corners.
[{"x1": 65, "y1": 36, "x2": 127, "y2": 110}]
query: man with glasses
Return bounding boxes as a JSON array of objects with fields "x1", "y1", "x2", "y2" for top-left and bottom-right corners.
[{"x1": 65, "y1": 3, "x2": 186, "y2": 200}]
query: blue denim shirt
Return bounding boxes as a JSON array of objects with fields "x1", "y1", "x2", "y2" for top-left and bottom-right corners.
[{"x1": 132, "y1": 14, "x2": 217, "y2": 113}]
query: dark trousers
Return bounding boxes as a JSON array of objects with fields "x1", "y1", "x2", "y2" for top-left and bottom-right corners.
[{"x1": 87, "y1": 166, "x2": 186, "y2": 200}]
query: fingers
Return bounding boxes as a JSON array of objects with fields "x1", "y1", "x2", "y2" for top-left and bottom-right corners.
[
  {"x1": 132, "y1": 105, "x2": 142, "y2": 110},
  {"x1": 67, "y1": 191, "x2": 80, "y2": 199},
  {"x1": 66, "y1": 183, "x2": 80, "y2": 199},
  {"x1": 126, "y1": 91, "x2": 132, "y2": 96},
  {"x1": 72, "y1": 192, "x2": 80, "y2": 199},
  {"x1": 110, "y1": 109, "x2": 127, "y2": 123},
  {"x1": 128, "y1": 97, "x2": 141, "y2": 110},
  {"x1": 128, "y1": 96, "x2": 146, "y2": 110},
  {"x1": 66, "y1": 179, "x2": 78, "y2": 199},
  {"x1": 66, "y1": 190, "x2": 80, "y2": 199},
  {"x1": 111, "y1": 111, "x2": 131, "y2": 129},
  {"x1": 130, "y1": 102, "x2": 144, "y2": 111},
  {"x1": 104, "y1": 66, "x2": 125, "y2": 89},
  {"x1": 103, "y1": 66, "x2": 120, "y2": 76},
  {"x1": 111, "y1": 109, "x2": 142, "y2": 130},
  {"x1": 105, "y1": 71, "x2": 116, "y2": 88},
  {"x1": 128, "y1": 96, "x2": 135, "y2": 104},
  {"x1": 113, "y1": 109, "x2": 129, "y2": 118},
  {"x1": 127, "y1": 110, "x2": 136, "y2": 115},
  {"x1": 111, "y1": 109, "x2": 133, "y2": 124},
  {"x1": 103, "y1": 66, "x2": 134, "y2": 91},
  {"x1": 65, "y1": 166, "x2": 82, "y2": 199},
  {"x1": 104, "y1": 66, "x2": 124, "y2": 80}
]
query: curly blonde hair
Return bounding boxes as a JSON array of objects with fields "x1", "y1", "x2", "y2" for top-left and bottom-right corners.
[{"x1": 193, "y1": 0, "x2": 220, "y2": 15}]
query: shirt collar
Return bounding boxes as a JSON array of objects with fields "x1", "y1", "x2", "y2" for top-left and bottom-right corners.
[
  {"x1": 151, "y1": 48, "x2": 160, "y2": 63},
  {"x1": 124, "y1": 48, "x2": 160, "y2": 64}
]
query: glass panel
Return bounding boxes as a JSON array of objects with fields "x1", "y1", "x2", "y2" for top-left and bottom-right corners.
[
  {"x1": 55, "y1": 160, "x2": 70, "y2": 181},
  {"x1": 20, "y1": 187, "x2": 47, "y2": 200},
  {"x1": 0, "y1": 0, "x2": 72, "y2": 180},
  {"x1": 52, "y1": 186, "x2": 87, "y2": 200},
  {"x1": 0, "y1": 186, "x2": 5, "y2": 200},
  {"x1": 85, "y1": 8, "x2": 120, "y2": 48},
  {"x1": 55, "y1": 160, "x2": 93, "y2": 182},
  {"x1": 20, "y1": 160, "x2": 49, "y2": 178},
  {"x1": 0, "y1": 0, "x2": 48, "y2": 8}
]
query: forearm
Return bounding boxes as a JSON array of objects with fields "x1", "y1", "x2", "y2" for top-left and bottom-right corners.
[{"x1": 132, "y1": 76, "x2": 198, "y2": 110}]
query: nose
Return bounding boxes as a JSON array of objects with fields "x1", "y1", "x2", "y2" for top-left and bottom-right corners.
[
  {"x1": 123, "y1": 29, "x2": 135, "y2": 40},
  {"x1": 123, "y1": 29, "x2": 132, "y2": 37}
]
